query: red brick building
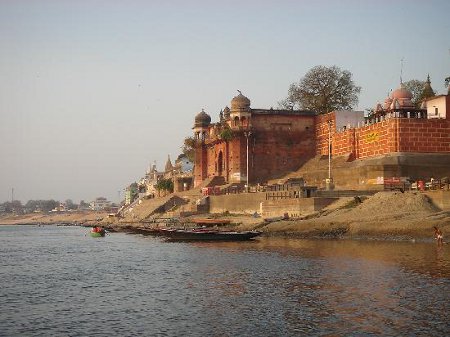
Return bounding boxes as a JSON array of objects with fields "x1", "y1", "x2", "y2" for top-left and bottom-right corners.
[
  {"x1": 193, "y1": 92, "x2": 316, "y2": 187},
  {"x1": 316, "y1": 84, "x2": 450, "y2": 160},
  {"x1": 193, "y1": 86, "x2": 450, "y2": 188}
]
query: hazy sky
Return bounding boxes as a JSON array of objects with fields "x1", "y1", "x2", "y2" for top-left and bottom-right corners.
[{"x1": 1, "y1": 0, "x2": 449, "y2": 204}]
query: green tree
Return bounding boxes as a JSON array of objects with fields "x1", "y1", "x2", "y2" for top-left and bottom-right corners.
[
  {"x1": 402, "y1": 79, "x2": 435, "y2": 107},
  {"x1": 65, "y1": 199, "x2": 77, "y2": 210},
  {"x1": 279, "y1": 65, "x2": 361, "y2": 114},
  {"x1": 79, "y1": 200, "x2": 89, "y2": 209},
  {"x1": 41, "y1": 200, "x2": 59, "y2": 212},
  {"x1": 219, "y1": 125, "x2": 234, "y2": 141},
  {"x1": 402, "y1": 79, "x2": 425, "y2": 107},
  {"x1": 181, "y1": 137, "x2": 197, "y2": 162},
  {"x1": 156, "y1": 178, "x2": 174, "y2": 194}
]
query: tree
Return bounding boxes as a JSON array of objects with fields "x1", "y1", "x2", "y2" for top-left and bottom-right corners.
[
  {"x1": 41, "y1": 200, "x2": 59, "y2": 212},
  {"x1": 79, "y1": 200, "x2": 89, "y2": 209},
  {"x1": 279, "y1": 65, "x2": 361, "y2": 114},
  {"x1": 445, "y1": 76, "x2": 450, "y2": 92},
  {"x1": 402, "y1": 79, "x2": 435, "y2": 107},
  {"x1": 218, "y1": 123, "x2": 234, "y2": 141},
  {"x1": 65, "y1": 199, "x2": 77, "y2": 210},
  {"x1": 156, "y1": 178, "x2": 174, "y2": 195},
  {"x1": 181, "y1": 137, "x2": 197, "y2": 162},
  {"x1": 402, "y1": 79, "x2": 425, "y2": 107}
]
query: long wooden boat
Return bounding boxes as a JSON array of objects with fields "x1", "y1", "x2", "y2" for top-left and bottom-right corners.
[
  {"x1": 191, "y1": 218, "x2": 231, "y2": 227},
  {"x1": 159, "y1": 228, "x2": 262, "y2": 241}
]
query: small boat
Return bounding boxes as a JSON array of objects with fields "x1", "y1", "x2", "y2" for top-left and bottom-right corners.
[
  {"x1": 90, "y1": 227, "x2": 106, "y2": 237},
  {"x1": 159, "y1": 228, "x2": 262, "y2": 241}
]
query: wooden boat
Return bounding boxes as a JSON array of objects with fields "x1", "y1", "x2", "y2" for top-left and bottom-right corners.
[
  {"x1": 90, "y1": 228, "x2": 106, "y2": 237},
  {"x1": 191, "y1": 218, "x2": 231, "y2": 227},
  {"x1": 159, "y1": 228, "x2": 262, "y2": 241}
]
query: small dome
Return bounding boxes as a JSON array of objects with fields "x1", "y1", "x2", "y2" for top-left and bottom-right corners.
[
  {"x1": 194, "y1": 109, "x2": 211, "y2": 127},
  {"x1": 231, "y1": 92, "x2": 251, "y2": 111},
  {"x1": 391, "y1": 84, "x2": 413, "y2": 100}
]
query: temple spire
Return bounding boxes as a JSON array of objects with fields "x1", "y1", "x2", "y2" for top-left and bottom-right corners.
[{"x1": 165, "y1": 155, "x2": 173, "y2": 172}]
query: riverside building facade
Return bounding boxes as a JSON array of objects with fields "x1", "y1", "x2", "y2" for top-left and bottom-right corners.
[{"x1": 193, "y1": 82, "x2": 450, "y2": 189}]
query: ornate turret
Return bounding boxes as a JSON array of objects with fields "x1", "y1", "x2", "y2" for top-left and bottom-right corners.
[
  {"x1": 231, "y1": 91, "x2": 251, "y2": 113},
  {"x1": 229, "y1": 91, "x2": 252, "y2": 130},
  {"x1": 194, "y1": 109, "x2": 211, "y2": 128},
  {"x1": 193, "y1": 109, "x2": 211, "y2": 141}
]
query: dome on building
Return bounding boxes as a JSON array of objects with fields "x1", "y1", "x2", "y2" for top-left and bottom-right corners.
[
  {"x1": 231, "y1": 91, "x2": 251, "y2": 111},
  {"x1": 194, "y1": 109, "x2": 211, "y2": 127},
  {"x1": 388, "y1": 83, "x2": 414, "y2": 109},
  {"x1": 391, "y1": 84, "x2": 413, "y2": 100}
]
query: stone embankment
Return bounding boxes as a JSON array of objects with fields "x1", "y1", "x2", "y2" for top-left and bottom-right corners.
[{"x1": 1, "y1": 191, "x2": 449, "y2": 242}]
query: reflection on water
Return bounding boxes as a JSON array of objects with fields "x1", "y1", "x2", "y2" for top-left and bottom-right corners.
[{"x1": 0, "y1": 226, "x2": 449, "y2": 336}]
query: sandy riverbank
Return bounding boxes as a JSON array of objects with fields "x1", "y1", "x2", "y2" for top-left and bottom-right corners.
[
  {"x1": 256, "y1": 191, "x2": 450, "y2": 241},
  {"x1": 109, "y1": 191, "x2": 449, "y2": 242},
  {"x1": 1, "y1": 192, "x2": 449, "y2": 242},
  {"x1": 0, "y1": 211, "x2": 109, "y2": 226}
]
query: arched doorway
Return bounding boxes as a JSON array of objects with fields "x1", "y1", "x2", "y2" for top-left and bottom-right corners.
[{"x1": 217, "y1": 151, "x2": 223, "y2": 176}]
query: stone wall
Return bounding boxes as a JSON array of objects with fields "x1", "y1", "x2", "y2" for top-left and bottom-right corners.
[
  {"x1": 208, "y1": 192, "x2": 338, "y2": 217},
  {"x1": 208, "y1": 193, "x2": 267, "y2": 214},
  {"x1": 261, "y1": 198, "x2": 337, "y2": 217}
]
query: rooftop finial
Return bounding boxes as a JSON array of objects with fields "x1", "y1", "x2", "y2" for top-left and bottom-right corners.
[{"x1": 400, "y1": 57, "x2": 404, "y2": 84}]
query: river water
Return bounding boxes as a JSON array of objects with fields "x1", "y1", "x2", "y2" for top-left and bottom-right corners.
[{"x1": 0, "y1": 225, "x2": 449, "y2": 336}]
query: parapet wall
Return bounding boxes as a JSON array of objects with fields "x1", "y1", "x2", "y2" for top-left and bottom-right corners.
[
  {"x1": 316, "y1": 115, "x2": 450, "y2": 160},
  {"x1": 209, "y1": 193, "x2": 267, "y2": 214}
]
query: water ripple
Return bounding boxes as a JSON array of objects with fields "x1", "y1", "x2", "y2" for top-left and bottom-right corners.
[{"x1": 0, "y1": 226, "x2": 449, "y2": 336}]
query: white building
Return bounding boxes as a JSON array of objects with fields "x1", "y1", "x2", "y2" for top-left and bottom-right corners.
[
  {"x1": 423, "y1": 95, "x2": 449, "y2": 119},
  {"x1": 90, "y1": 197, "x2": 111, "y2": 211}
]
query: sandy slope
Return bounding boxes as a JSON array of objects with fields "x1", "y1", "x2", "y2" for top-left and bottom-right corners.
[{"x1": 258, "y1": 191, "x2": 449, "y2": 240}]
